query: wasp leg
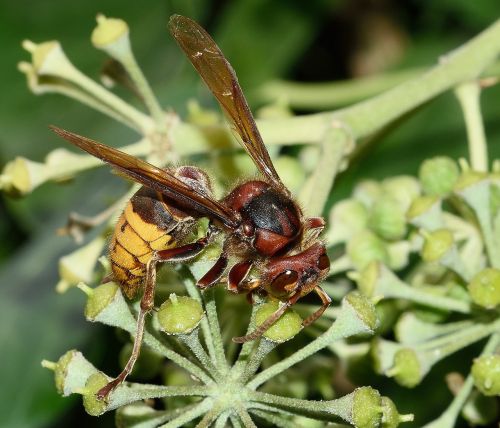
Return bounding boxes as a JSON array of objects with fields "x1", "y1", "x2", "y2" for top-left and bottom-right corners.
[
  {"x1": 96, "y1": 233, "x2": 214, "y2": 400},
  {"x1": 197, "y1": 253, "x2": 228, "y2": 289},
  {"x1": 227, "y1": 261, "x2": 253, "y2": 292},
  {"x1": 232, "y1": 293, "x2": 301, "y2": 343},
  {"x1": 302, "y1": 285, "x2": 332, "y2": 328},
  {"x1": 97, "y1": 256, "x2": 158, "y2": 400}
]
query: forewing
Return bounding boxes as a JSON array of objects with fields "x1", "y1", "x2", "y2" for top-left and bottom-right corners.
[
  {"x1": 50, "y1": 126, "x2": 239, "y2": 228},
  {"x1": 169, "y1": 14, "x2": 285, "y2": 191}
]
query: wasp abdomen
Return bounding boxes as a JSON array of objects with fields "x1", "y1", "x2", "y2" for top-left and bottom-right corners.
[{"x1": 110, "y1": 188, "x2": 180, "y2": 299}]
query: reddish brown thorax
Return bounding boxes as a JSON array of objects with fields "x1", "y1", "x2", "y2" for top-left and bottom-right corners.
[{"x1": 224, "y1": 180, "x2": 303, "y2": 256}]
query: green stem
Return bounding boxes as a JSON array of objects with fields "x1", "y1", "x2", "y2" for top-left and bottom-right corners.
[
  {"x1": 108, "y1": 384, "x2": 211, "y2": 412},
  {"x1": 249, "y1": 409, "x2": 301, "y2": 428},
  {"x1": 183, "y1": 277, "x2": 217, "y2": 369},
  {"x1": 423, "y1": 332, "x2": 500, "y2": 428},
  {"x1": 237, "y1": 339, "x2": 277, "y2": 384},
  {"x1": 180, "y1": 331, "x2": 220, "y2": 382},
  {"x1": 158, "y1": 398, "x2": 213, "y2": 428},
  {"x1": 455, "y1": 81, "x2": 488, "y2": 172},
  {"x1": 118, "y1": 48, "x2": 166, "y2": 132},
  {"x1": 247, "y1": 298, "x2": 371, "y2": 389},
  {"x1": 203, "y1": 288, "x2": 229, "y2": 374},
  {"x1": 298, "y1": 125, "x2": 352, "y2": 216},
  {"x1": 256, "y1": 68, "x2": 425, "y2": 110},
  {"x1": 142, "y1": 331, "x2": 214, "y2": 386},
  {"x1": 235, "y1": 403, "x2": 258, "y2": 428}
]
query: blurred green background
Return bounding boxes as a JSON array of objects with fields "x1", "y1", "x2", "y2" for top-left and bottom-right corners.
[{"x1": 0, "y1": 0, "x2": 499, "y2": 427}]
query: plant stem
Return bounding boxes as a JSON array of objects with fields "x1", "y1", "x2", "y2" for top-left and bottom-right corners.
[
  {"x1": 299, "y1": 125, "x2": 352, "y2": 216},
  {"x1": 203, "y1": 288, "x2": 229, "y2": 374},
  {"x1": 158, "y1": 398, "x2": 213, "y2": 428},
  {"x1": 423, "y1": 332, "x2": 500, "y2": 428},
  {"x1": 183, "y1": 277, "x2": 217, "y2": 369},
  {"x1": 118, "y1": 48, "x2": 166, "y2": 133},
  {"x1": 257, "y1": 68, "x2": 424, "y2": 110},
  {"x1": 455, "y1": 81, "x2": 488, "y2": 172},
  {"x1": 235, "y1": 403, "x2": 257, "y2": 428}
]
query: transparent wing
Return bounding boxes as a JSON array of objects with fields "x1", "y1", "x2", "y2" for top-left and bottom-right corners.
[
  {"x1": 169, "y1": 14, "x2": 286, "y2": 192},
  {"x1": 50, "y1": 126, "x2": 239, "y2": 229}
]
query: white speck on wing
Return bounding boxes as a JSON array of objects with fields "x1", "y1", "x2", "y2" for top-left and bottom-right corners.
[{"x1": 193, "y1": 51, "x2": 202, "y2": 58}]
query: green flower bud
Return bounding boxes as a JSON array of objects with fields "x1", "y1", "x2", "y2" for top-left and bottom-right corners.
[
  {"x1": 91, "y1": 15, "x2": 129, "y2": 49},
  {"x1": 467, "y1": 268, "x2": 500, "y2": 309},
  {"x1": 83, "y1": 282, "x2": 120, "y2": 320},
  {"x1": 353, "y1": 180, "x2": 382, "y2": 208},
  {"x1": 42, "y1": 350, "x2": 98, "y2": 397},
  {"x1": 157, "y1": 294, "x2": 204, "y2": 335},
  {"x1": 421, "y1": 229, "x2": 454, "y2": 262},
  {"x1": 356, "y1": 261, "x2": 380, "y2": 297},
  {"x1": 347, "y1": 230, "x2": 390, "y2": 270},
  {"x1": 255, "y1": 300, "x2": 302, "y2": 343},
  {"x1": 369, "y1": 196, "x2": 407, "y2": 241},
  {"x1": 406, "y1": 195, "x2": 440, "y2": 220},
  {"x1": 381, "y1": 175, "x2": 421, "y2": 211},
  {"x1": 419, "y1": 157, "x2": 459, "y2": 196},
  {"x1": 82, "y1": 372, "x2": 110, "y2": 416},
  {"x1": 0, "y1": 157, "x2": 47, "y2": 196},
  {"x1": 352, "y1": 386, "x2": 382, "y2": 428},
  {"x1": 471, "y1": 355, "x2": 500, "y2": 396},
  {"x1": 327, "y1": 199, "x2": 369, "y2": 244},
  {"x1": 57, "y1": 236, "x2": 106, "y2": 293},
  {"x1": 389, "y1": 348, "x2": 422, "y2": 388},
  {"x1": 454, "y1": 170, "x2": 488, "y2": 191},
  {"x1": 375, "y1": 300, "x2": 400, "y2": 335},
  {"x1": 381, "y1": 396, "x2": 414, "y2": 427},
  {"x1": 345, "y1": 291, "x2": 378, "y2": 332},
  {"x1": 21, "y1": 39, "x2": 75, "y2": 76}
]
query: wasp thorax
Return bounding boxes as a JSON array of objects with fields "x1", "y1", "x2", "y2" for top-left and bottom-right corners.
[{"x1": 226, "y1": 180, "x2": 302, "y2": 256}]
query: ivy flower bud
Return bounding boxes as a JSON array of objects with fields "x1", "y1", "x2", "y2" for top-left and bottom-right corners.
[
  {"x1": 91, "y1": 15, "x2": 130, "y2": 58},
  {"x1": 56, "y1": 236, "x2": 106, "y2": 293},
  {"x1": 157, "y1": 294, "x2": 204, "y2": 335},
  {"x1": 381, "y1": 175, "x2": 421, "y2": 211},
  {"x1": 462, "y1": 390, "x2": 498, "y2": 425},
  {"x1": 388, "y1": 348, "x2": 422, "y2": 388},
  {"x1": 421, "y1": 229, "x2": 454, "y2": 262},
  {"x1": 467, "y1": 268, "x2": 500, "y2": 309},
  {"x1": 419, "y1": 156, "x2": 459, "y2": 196},
  {"x1": 0, "y1": 157, "x2": 47, "y2": 196},
  {"x1": 347, "y1": 230, "x2": 390, "y2": 270},
  {"x1": 407, "y1": 194, "x2": 443, "y2": 226},
  {"x1": 352, "y1": 386, "x2": 382, "y2": 428},
  {"x1": 255, "y1": 300, "x2": 302, "y2": 343},
  {"x1": 369, "y1": 196, "x2": 407, "y2": 241},
  {"x1": 471, "y1": 355, "x2": 500, "y2": 396},
  {"x1": 21, "y1": 39, "x2": 76, "y2": 77},
  {"x1": 42, "y1": 350, "x2": 98, "y2": 396},
  {"x1": 327, "y1": 199, "x2": 369, "y2": 244},
  {"x1": 82, "y1": 282, "x2": 121, "y2": 320},
  {"x1": 454, "y1": 170, "x2": 488, "y2": 191},
  {"x1": 353, "y1": 180, "x2": 382, "y2": 208},
  {"x1": 381, "y1": 396, "x2": 414, "y2": 427},
  {"x1": 81, "y1": 372, "x2": 110, "y2": 415}
]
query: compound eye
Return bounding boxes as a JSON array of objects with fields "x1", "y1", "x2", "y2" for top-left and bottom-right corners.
[
  {"x1": 317, "y1": 253, "x2": 330, "y2": 271},
  {"x1": 270, "y1": 270, "x2": 298, "y2": 295}
]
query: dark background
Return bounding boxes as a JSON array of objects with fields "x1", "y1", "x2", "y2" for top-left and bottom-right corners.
[{"x1": 0, "y1": 0, "x2": 499, "y2": 427}]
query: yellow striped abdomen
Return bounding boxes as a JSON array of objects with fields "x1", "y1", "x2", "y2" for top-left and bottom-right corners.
[{"x1": 110, "y1": 198, "x2": 178, "y2": 299}]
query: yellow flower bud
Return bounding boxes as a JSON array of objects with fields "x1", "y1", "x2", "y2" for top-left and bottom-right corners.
[{"x1": 0, "y1": 157, "x2": 47, "y2": 196}]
